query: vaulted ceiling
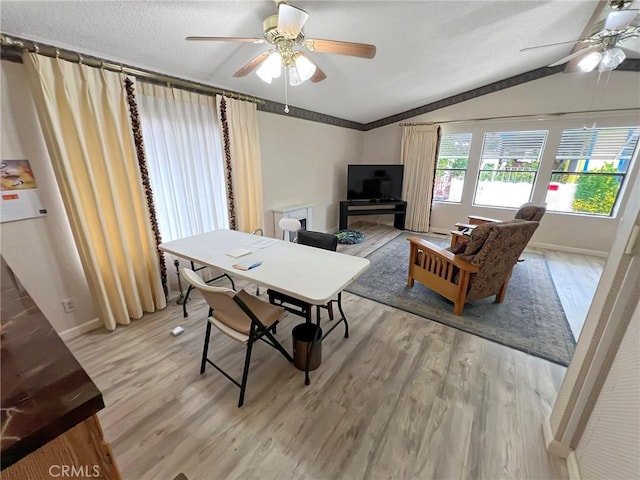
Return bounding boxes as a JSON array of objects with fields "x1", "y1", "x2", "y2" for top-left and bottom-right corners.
[{"x1": 2, "y1": 1, "x2": 638, "y2": 124}]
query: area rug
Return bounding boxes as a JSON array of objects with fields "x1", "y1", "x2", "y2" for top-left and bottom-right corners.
[{"x1": 345, "y1": 232, "x2": 576, "y2": 366}]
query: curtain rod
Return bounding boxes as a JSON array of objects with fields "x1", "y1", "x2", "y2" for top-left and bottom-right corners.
[
  {"x1": 0, "y1": 33, "x2": 265, "y2": 105},
  {"x1": 398, "y1": 108, "x2": 640, "y2": 127}
]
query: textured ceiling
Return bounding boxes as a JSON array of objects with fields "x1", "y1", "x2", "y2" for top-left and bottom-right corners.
[{"x1": 1, "y1": 0, "x2": 629, "y2": 123}]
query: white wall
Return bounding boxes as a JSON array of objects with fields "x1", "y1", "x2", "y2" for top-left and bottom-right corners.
[
  {"x1": 362, "y1": 71, "x2": 640, "y2": 255},
  {"x1": 0, "y1": 60, "x2": 97, "y2": 334},
  {"x1": 574, "y1": 299, "x2": 640, "y2": 479},
  {"x1": 258, "y1": 112, "x2": 364, "y2": 235}
]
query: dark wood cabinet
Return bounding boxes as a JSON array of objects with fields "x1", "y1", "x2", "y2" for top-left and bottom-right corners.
[{"x1": 339, "y1": 200, "x2": 407, "y2": 230}]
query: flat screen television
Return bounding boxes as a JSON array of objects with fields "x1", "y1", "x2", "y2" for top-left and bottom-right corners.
[{"x1": 347, "y1": 164, "x2": 404, "y2": 201}]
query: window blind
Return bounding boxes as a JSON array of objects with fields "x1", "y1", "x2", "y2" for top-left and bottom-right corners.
[
  {"x1": 481, "y1": 130, "x2": 548, "y2": 164},
  {"x1": 438, "y1": 133, "x2": 472, "y2": 160},
  {"x1": 556, "y1": 127, "x2": 640, "y2": 171}
]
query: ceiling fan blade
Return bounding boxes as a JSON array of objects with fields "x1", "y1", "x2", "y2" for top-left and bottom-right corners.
[
  {"x1": 310, "y1": 65, "x2": 327, "y2": 83},
  {"x1": 186, "y1": 36, "x2": 265, "y2": 43},
  {"x1": 520, "y1": 39, "x2": 583, "y2": 52},
  {"x1": 549, "y1": 45, "x2": 600, "y2": 67},
  {"x1": 303, "y1": 39, "x2": 376, "y2": 59},
  {"x1": 233, "y1": 51, "x2": 271, "y2": 77},
  {"x1": 604, "y1": 9, "x2": 639, "y2": 30},
  {"x1": 277, "y1": 4, "x2": 309, "y2": 37}
]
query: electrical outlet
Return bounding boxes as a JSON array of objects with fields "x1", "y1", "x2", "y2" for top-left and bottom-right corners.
[{"x1": 61, "y1": 298, "x2": 76, "y2": 313}]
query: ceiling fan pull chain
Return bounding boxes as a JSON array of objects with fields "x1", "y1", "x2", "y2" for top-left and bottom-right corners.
[{"x1": 284, "y1": 67, "x2": 290, "y2": 113}]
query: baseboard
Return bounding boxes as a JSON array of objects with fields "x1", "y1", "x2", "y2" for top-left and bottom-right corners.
[
  {"x1": 566, "y1": 451, "x2": 582, "y2": 480},
  {"x1": 428, "y1": 227, "x2": 452, "y2": 236},
  {"x1": 543, "y1": 416, "x2": 572, "y2": 458},
  {"x1": 59, "y1": 317, "x2": 102, "y2": 341},
  {"x1": 528, "y1": 241, "x2": 608, "y2": 258},
  {"x1": 430, "y1": 228, "x2": 607, "y2": 257}
]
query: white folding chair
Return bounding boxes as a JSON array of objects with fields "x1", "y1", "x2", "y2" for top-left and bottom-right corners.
[
  {"x1": 279, "y1": 217, "x2": 301, "y2": 242},
  {"x1": 181, "y1": 268, "x2": 293, "y2": 407}
]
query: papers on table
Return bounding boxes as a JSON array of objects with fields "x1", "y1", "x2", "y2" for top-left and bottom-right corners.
[
  {"x1": 226, "y1": 248, "x2": 252, "y2": 258},
  {"x1": 246, "y1": 237, "x2": 277, "y2": 249},
  {"x1": 226, "y1": 237, "x2": 275, "y2": 258}
]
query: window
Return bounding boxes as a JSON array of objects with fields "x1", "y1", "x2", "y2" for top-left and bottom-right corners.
[
  {"x1": 474, "y1": 130, "x2": 547, "y2": 208},
  {"x1": 546, "y1": 127, "x2": 640, "y2": 216},
  {"x1": 434, "y1": 133, "x2": 472, "y2": 202}
]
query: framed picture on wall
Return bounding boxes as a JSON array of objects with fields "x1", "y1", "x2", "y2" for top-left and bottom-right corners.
[{"x1": 1, "y1": 159, "x2": 47, "y2": 223}]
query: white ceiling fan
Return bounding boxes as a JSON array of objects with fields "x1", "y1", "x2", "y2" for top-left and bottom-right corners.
[
  {"x1": 522, "y1": 0, "x2": 639, "y2": 73},
  {"x1": 186, "y1": 0, "x2": 376, "y2": 86}
]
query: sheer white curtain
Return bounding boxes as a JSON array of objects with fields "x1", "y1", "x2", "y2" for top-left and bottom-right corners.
[
  {"x1": 401, "y1": 124, "x2": 441, "y2": 232},
  {"x1": 137, "y1": 83, "x2": 229, "y2": 241}
]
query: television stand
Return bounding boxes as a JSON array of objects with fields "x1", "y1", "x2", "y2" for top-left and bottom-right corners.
[{"x1": 339, "y1": 200, "x2": 407, "y2": 230}]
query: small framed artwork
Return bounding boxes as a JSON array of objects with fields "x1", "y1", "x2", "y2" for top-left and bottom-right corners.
[{"x1": 1, "y1": 159, "x2": 47, "y2": 223}]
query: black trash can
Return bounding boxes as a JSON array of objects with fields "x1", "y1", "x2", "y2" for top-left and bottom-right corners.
[{"x1": 292, "y1": 323, "x2": 322, "y2": 371}]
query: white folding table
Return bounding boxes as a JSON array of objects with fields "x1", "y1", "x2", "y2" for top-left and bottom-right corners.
[{"x1": 159, "y1": 229, "x2": 370, "y2": 383}]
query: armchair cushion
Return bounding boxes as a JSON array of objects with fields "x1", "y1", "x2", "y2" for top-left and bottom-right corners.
[
  {"x1": 458, "y1": 222, "x2": 495, "y2": 261},
  {"x1": 451, "y1": 239, "x2": 468, "y2": 254},
  {"x1": 515, "y1": 202, "x2": 546, "y2": 222}
]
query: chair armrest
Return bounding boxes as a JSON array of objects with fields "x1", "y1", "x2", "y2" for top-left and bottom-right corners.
[
  {"x1": 407, "y1": 237, "x2": 479, "y2": 273},
  {"x1": 454, "y1": 222, "x2": 477, "y2": 233},
  {"x1": 467, "y1": 215, "x2": 499, "y2": 225}
]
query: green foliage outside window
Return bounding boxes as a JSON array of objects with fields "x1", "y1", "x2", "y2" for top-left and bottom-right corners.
[
  {"x1": 436, "y1": 157, "x2": 468, "y2": 169},
  {"x1": 478, "y1": 171, "x2": 536, "y2": 184},
  {"x1": 572, "y1": 163, "x2": 621, "y2": 215}
]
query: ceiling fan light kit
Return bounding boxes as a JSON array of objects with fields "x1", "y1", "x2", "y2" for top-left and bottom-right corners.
[
  {"x1": 289, "y1": 52, "x2": 317, "y2": 86},
  {"x1": 256, "y1": 51, "x2": 282, "y2": 84},
  {"x1": 522, "y1": 0, "x2": 638, "y2": 73},
  {"x1": 577, "y1": 43, "x2": 627, "y2": 72},
  {"x1": 599, "y1": 46, "x2": 626, "y2": 71},
  {"x1": 578, "y1": 50, "x2": 604, "y2": 72}
]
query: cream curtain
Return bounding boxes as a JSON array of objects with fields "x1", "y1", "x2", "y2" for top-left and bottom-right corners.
[
  {"x1": 23, "y1": 52, "x2": 166, "y2": 330},
  {"x1": 137, "y1": 83, "x2": 229, "y2": 241},
  {"x1": 218, "y1": 97, "x2": 264, "y2": 233},
  {"x1": 401, "y1": 124, "x2": 441, "y2": 232}
]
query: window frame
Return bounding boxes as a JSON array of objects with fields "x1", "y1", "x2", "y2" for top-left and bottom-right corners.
[
  {"x1": 473, "y1": 129, "x2": 548, "y2": 209},
  {"x1": 545, "y1": 126, "x2": 640, "y2": 217},
  {"x1": 434, "y1": 132, "x2": 473, "y2": 204}
]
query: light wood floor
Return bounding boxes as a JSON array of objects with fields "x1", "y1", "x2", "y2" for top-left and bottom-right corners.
[
  {"x1": 530, "y1": 248, "x2": 605, "y2": 339},
  {"x1": 67, "y1": 223, "x2": 604, "y2": 480}
]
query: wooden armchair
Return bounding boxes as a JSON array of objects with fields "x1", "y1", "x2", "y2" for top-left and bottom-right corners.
[
  {"x1": 450, "y1": 202, "x2": 546, "y2": 249},
  {"x1": 408, "y1": 220, "x2": 540, "y2": 315}
]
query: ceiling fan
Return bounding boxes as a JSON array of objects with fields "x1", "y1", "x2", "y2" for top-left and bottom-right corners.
[
  {"x1": 185, "y1": 0, "x2": 376, "y2": 87},
  {"x1": 522, "y1": 0, "x2": 639, "y2": 73}
]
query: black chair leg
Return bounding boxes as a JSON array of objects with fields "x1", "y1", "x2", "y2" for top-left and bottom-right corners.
[
  {"x1": 337, "y1": 292, "x2": 349, "y2": 339},
  {"x1": 183, "y1": 285, "x2": 194, "y2": 318},
  {"x1": 200, "y1": 320, "x2": 212, "y2": 374},
  {"x1": 238, "y1": 335, "x2": 255, "y2": 407}
]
